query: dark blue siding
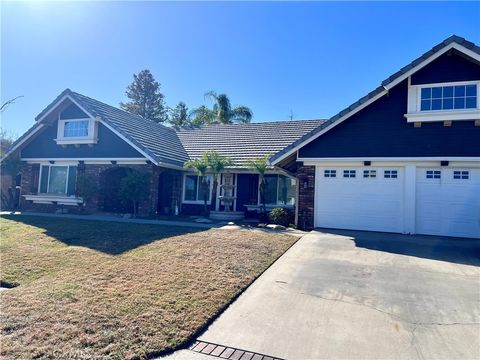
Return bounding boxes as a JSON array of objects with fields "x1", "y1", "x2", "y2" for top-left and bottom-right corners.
[
  {"x1": 299, "y1": 54, "x2": 480, "y2": 158},
  {"x1": 60, "y1": 103, "x2": 89, "y2": 119},
  {"x1": 21, "y1": 121, "x2": 144, "y2": 158},
  {"x1": 411, "y1": 50, "x2": 480, "y2": 85}
]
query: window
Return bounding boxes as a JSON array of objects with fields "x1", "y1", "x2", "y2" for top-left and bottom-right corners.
[
  {"x1": 420, "y1": 84, "x2": 477, "y2": 111},
  {"x1": 384, "y1": 170, "x2": 398, "y2": 179},
  {"x1": 184, "y1": 175, "x2": 212, "y2": 202},
  {"x1": 324, "y1": 170, "x2": 336, "y2": 178},
  {"x1": 426, "y1": 170, "x2": 441, "y2": 179},
  {"x1": 39, "y1": 165, "x2": 77, "y2": 195},
  {"x1": 453, "y1": 170, "x2": 469, "y2": 180},
  {"x1": 343, "y1": 170, "x2": 356, "y2": 178},
  {"x1": 264, "y1": 174, "x2": 296, "y2": 205},
  {"x1": 363, "y1": 170, "x2": 376, "y2": 178},
  {"x1": 63, "y1": 120, "x2": 89, "y2": 137}
]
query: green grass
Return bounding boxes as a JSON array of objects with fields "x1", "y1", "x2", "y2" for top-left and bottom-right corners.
[{"x1": 0, "y1": 215, "x2": 297, "y2": 359}]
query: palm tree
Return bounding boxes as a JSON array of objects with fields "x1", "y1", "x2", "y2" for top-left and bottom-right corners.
[
  {"x1": 184, "y1": 157, "x2": 210, "y2": 215},
  {"x1": 190, "y1": 92, "x2": 253, "y2": 125},
  {"x1": 205, "y1": 151, "x2": 233, "y2": 210},
  {"x1": 247, "y1": 155, "x2": 270, "y2": 215}
]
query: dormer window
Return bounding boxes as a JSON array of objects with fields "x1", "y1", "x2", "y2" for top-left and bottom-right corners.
[
  {"x1": 405, "y1": 80, "x2": 480, "y2": 123},
  {"x1": 420, "y1": 84, "x2": 477, "y2": 111},
  {"x1": 54, "y1": 103, "x2": 98, "y2": 145},
  {"x1": 63, "y1": 119, "x2": 89, "y2": 137}
]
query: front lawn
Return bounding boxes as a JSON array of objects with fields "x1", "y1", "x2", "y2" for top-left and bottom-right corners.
[{"x1": 0, "y1": 216, "x2": 297, "y2": 359}]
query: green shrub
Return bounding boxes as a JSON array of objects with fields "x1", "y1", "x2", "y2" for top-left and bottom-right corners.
[
  {"x1": 76, "y1": 174, "x2": 98, "y2": 205},
  {"x1": 119, "y1": 170, "x2": 150, "y2": 216},
  {"x1": 268, "y1": 208, "x2": 294, "y2": 227}
]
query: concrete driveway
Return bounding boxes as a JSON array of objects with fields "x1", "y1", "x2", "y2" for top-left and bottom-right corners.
[{"x1": 169, "y1": 230, "x2": 480, "y2": 360}]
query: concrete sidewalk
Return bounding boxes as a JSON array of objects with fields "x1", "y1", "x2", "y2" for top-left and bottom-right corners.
[
  {"x1": 0, "y1": 211, "x2": 222, "y2": 229},
  {"x1": 165, "y1": 230, "x2": 480, "y2": 360}
]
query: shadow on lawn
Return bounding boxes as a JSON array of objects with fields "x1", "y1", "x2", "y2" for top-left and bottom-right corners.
[
  {"x1": 3, "y1": 215, "x2": 204, "y2": 255},
  {"x1": 316, "y1": 228, "x2": 480, "y2": 266}
]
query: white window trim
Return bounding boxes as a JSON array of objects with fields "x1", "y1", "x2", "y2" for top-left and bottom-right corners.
[
  {"x1": 260, "y1": 174, "x2": 296, "y2": 207},
  {"x1": 453, "y1": 170, "x2": 470, "y2": 180},
  {"x1": 405, "y1": 79, "x2": 480, "y2": 123},
  {"x1": 38, "y1": 165, "x2": 75, "y2": 196},
  {"x1": 55, "y1": 117, "x2": 98, "y2": 145},
  {"x1": 182, "y1": 174, "x2": 213, "y2": 205}
]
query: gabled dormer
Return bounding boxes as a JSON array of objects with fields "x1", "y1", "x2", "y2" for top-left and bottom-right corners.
[
  {"x1": 404, "y1": 47, "x2": 480, "y2": 124},
  {"x1": 55, "y1": 103, "x2": 98, "y2": 146}
]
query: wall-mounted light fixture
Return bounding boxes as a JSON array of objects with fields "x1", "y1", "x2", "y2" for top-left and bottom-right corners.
[
  {"x1": 111, "y1": 160, "x2": 117, "y2": 165},
  {"x1": 441, "y1": 161, "x2": 449, "y2": 167},
  {"x1": 364, "y1": 161, "x2": 371, "y2": 166}
]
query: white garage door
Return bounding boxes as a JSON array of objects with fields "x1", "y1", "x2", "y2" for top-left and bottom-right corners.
[
  {"x1": 315, "y1": 167, "x2": 404, "y2": 233},
  {"x1": 416, "y1": 168, "x2": 480, "y2": 238}
]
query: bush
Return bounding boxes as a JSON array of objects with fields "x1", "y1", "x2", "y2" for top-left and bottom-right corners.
[
  {"x1": 119, "y1": 170, "x2": 150, "y2": 217},
  {"x1": 268, "y1": 208, "x2": 294, "y2": 227},
  {"x1": 76, "y1": 174, "x2": 98, "y2": 205}
]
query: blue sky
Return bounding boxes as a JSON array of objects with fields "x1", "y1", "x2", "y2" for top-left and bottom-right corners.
[{"x1": 2, "y1": 1, "x2": 479, "y2": 136}]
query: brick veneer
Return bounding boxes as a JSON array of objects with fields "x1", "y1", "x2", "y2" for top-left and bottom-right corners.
[
  {"x1": 19, "y1": 162, "x2": 161, "y2": 216},
  {"x1": 297, "y1": 165, "x2": 315, "y2": 230}
]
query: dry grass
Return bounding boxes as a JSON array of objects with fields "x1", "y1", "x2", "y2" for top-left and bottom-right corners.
[{"x1": 0, "y1": 215, "x2": 297, "y2": 359}]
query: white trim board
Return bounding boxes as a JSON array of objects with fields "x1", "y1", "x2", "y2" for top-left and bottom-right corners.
[{"x1": 271, "y1": 41, "x2": 480, "y2": 166}]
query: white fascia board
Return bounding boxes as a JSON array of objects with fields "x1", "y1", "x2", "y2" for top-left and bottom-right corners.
[
  {"x1": 21, "y1": 158, "x2": 149, "y2": 165},
  {"x1": 271, "y1": 91, "x2": 387, "y2": 165},
  {"x1": 384, "y1": 43, "x2": 480, "y2": 90},
  {"x1": 299, "y1": 157, "x2": 480, "y2": 162},
  {"x1": 36, "y1": 95, "x2": 96, "y2": 123},
  {"x1": 1, "y1": 124, "x2": 45, "y2": 162}
]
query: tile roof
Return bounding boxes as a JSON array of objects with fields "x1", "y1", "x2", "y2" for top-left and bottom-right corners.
[
  {"x1": 175, "y1": 119, "x2": 326, "y2": 166},
  {"x1": 68, "y1": 90, "x2": 190, "y2": 166},
  {"x1": 270, "y1": 35, "x2": 480, "y2": 164},
  {"x1": 3, "y1": 89, "x2": 325, "y2": 167}
]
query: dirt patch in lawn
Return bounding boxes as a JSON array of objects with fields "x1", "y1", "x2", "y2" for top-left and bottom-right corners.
[{"x1": 0, "y1": 215, "x2": 298, "y2": 359}]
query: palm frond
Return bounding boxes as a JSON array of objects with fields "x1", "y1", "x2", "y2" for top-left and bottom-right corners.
[{"x1": 231, "y1": 105, "x2": 253, "y2": 123}]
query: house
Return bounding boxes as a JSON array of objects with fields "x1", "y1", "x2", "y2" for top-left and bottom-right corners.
[
  {"x1": 2, "y1": 35, "x2": 479, "y2": 238},
  {"x1": 2, "y1": 89, "x2": 323, "y2": 219},
  {"x1": 272, "y1": 35, "x2": 480, "y2": 239}
]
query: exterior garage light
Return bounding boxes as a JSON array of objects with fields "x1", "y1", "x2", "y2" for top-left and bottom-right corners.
[{"x1": 441, "y1": 161, "x2": 449, "y2": 166}]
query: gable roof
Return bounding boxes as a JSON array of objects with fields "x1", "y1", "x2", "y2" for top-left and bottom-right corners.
[
  {"x1": 2, "y1": 89, "x2": 324, "y2": 168},
  {"x1": 270, "y1": 35, "x2": 480, "y2": 165}
]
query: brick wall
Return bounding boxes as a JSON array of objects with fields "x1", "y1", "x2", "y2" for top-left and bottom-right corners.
[
  {"x1": 297, "y1": 165, "x2": 315, "y2": 230},
  {"x1": 19, "y1": 162, "x2": 161, "y2": 216}
]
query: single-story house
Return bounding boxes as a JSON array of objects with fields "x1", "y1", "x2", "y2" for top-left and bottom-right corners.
[{"x1": 2, "y1": 35, "x2": 479, "y2": 238}]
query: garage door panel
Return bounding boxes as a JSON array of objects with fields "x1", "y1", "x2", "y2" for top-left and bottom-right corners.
[
  {"x1": 416, "y1": 168, "x2": 480, "y2": 239},
  {"x1": 315, "y1": 167, "x2": 404, "y2": 233}
]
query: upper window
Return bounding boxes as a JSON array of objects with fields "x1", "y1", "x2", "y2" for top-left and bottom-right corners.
[
  {"x1": 63, "y1": 120, "x2": 89, "y2": 137},
  {"x1": 420, "y1": 84, "x2": 477, "y2": 111},
  {"x1": 264, "y1": 174, "x2": 296, "y2": 206},
  {"x1": 406, "y1": 81, "x2": 479, "y2": 123},
  {"x1": 184, "y1": 175, "x2": 212, "y2": 202},
  {"x1": 39, "y1": 165, "x2": 77, "y2": 195}
]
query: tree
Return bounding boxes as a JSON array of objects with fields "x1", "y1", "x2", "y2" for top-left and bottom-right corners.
[
  {"x1": 119, "y1": 170, "x2": 150, "y2": 217},
  {"x1": 75, "y1": 173, "x2": 98, "y2": 208},
  {"x1": 205, "y1": 151, "x2": 232, "y2": 210},
  {"x1": 247, "y1": 156, "x2": 270, "y2": 215},
  {"x1": 184, "y1": 157, "x2": 209, "y2": 215},
  {"x1": 0, "y1": 129, "x2": 16, "y2": 158},
  {"x1": 120, "y1": 69, "x2": 168, "y2": 123},
  {"x1": 168, "y1": 101, "x2": 191, "y2": 127},
  {"x1": 190, "y1": 105, "x2": 214, "y2": 126},
  {"x1": 190, "y1": 91, "x2": 253, "y2": 125}
]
